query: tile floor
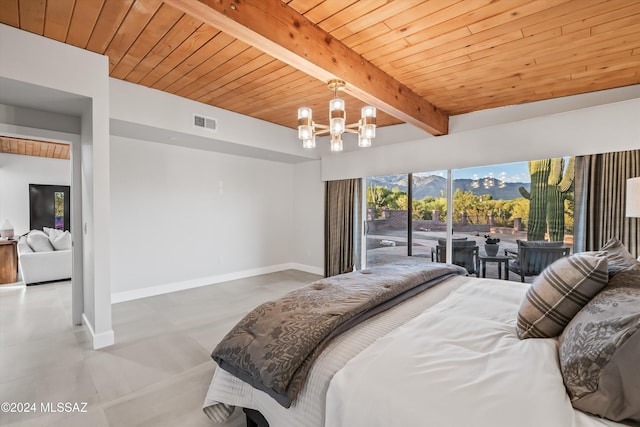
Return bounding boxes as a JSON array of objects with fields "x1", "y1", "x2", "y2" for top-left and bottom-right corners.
[{"x1": 0, "y1": 269, "x2": 320, "y2": 427}]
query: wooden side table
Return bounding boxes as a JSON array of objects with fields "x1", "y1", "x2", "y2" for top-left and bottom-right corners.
[
  {"x1": 0, "y1": 240, "x2": 18, "y2": 284},
  {"x1": 479, "y1": 254, "x2": 510, "y2": 280}
]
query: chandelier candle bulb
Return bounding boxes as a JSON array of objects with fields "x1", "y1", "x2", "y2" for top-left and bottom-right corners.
[
  {"x1": 330, "y1": 134, "x2": 343, "y2": 152},
  {"x1": 362, "y1": 106, "x2": 376, "y2": 118},
  {"x1": 358, "y1": 136, "x2": 372, "y2": 148},
  {"x1": 298, "y1": 107, "x2": 313, "y2": 141},
  {"x1": 329, "y1": 98, "x2": 346, "y2": 135},
  {"x1": 360, "y1": 106, "x2": 377, "y2": 139}
]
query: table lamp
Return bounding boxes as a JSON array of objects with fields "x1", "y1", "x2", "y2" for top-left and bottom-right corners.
[
  {"x1": 627, "y1": 177, "x2": 640, "y2": 218},
  {"x1": 0, "y1": 219, "x2": 13, "y2": 239},
  {"x1": 627, "y1": 177, "x2": 640, "y2": 261}
]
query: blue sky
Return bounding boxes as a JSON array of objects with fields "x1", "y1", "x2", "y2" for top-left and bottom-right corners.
[{"x1": 417, "y1": 161, "x2": 531, "y2": 183}]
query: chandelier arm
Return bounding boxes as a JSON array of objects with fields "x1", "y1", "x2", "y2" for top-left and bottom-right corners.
[
  {"x1": 345, "y1": 122, "x2": 360, "y2": 130},
  {"x1": 315, "y1": 129, "x2": 331, "y2": 136},
  {"x1": 343, "y1": 128, "x2": 359, "y2": 134}
]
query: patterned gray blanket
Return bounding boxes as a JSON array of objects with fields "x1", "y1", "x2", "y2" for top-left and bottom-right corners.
[{"x1": 211, "y1": 261, "x2": 467, "y2": 407}]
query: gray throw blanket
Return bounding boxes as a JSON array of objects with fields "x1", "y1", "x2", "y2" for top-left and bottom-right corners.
[{"x1": 211, "y1": 261, "x2": 467, "y2": 407}]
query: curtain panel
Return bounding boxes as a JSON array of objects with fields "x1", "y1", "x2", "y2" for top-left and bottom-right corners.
[
  {"x1": 577, "y1": 149, "x2": 640, "y2": 258},
  {"x1": 324, "y1": 178, "x2": 362, "y2": 278}
]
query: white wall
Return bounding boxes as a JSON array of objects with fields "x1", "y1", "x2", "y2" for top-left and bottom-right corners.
[
  {"x1": 0, "y1": 153, "x2": 71, "y2": 235},
  {"x1": 291, "y1": 160, "x2": 324, "y2": 274},
  {"x1": 322, "y1": 94, "x2": 640, "y2": 181},
  {"x1": 0, "y1": 104, "x2": 81, "y2": 135},
  {"x1": 110, "y1": 135, "x2": 297, "y2": 300},
  {"x1": 110, "y1": 78, "x2": 314, "y2": 160},
  {"x1": 0, "y1": 23, "x2": 112, "y2": 349}
]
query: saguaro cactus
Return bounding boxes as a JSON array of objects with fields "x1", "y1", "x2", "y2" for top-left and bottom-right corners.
[
  {"x1": 519, "y1": 157, "x2": 575, "y2": 242},
  {"x1": 519, "y1": 159, "x2": 551, "y2": 241},
  {"x1": 547, "y1": 157, "x2": 575, "y2": 242}
]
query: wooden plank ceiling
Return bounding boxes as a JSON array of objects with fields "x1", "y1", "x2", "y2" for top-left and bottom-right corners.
[
  {"x1": 1, "y1": 0, "x2": 639, "y2": 138},
  {"x1": 0, "y1": 136, "x2": 71, "y2": 160}
]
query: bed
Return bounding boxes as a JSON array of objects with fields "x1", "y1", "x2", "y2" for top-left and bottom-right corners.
[{"x1": 203, "y1": 247, "x2": 640, "y2": 427}]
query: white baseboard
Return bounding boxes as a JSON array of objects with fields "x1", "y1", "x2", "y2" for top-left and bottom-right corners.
[
  {"x1": 82, "y1": 313, "x2": 114, "y2": 349},
  {"x1": 288, "y1": 263, "x2": 324, "y2": 276},
  {"x1": 111, "y1": 262, "x2": 323, "y2": 304}
]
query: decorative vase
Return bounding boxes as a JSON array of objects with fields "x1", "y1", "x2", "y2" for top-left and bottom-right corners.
[
  {"x1": 484, "y1": 243, "x2": 499, "y2": 257},
  {"x1": 0, "y1": 219, "x2": 14, "y2": 239}
]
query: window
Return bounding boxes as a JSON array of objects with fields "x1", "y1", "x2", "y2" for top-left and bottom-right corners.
[{"x1": 365, "y1": 158, "x2": 574, "y2": 272}]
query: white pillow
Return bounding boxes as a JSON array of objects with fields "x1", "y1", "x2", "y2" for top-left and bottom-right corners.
[
  {"x1": 17, "y1": 237, "x2": 33, "y2": 254},
  {"x1": 42, "y1": 226, "x2": 53, "y2": 236},
  {"x1": 48, "y1": 228, "x2": 63, "y2": 240},
  {"x1": 27, "y1": 231, "x2": 54, "y2": 252},
  {"x1": 50, "y1": 230, "x2": 71, "y2": 251}
]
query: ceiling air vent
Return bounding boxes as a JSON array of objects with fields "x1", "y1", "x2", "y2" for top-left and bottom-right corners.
[{"x1": 193, "y1": 114, "x2": 217, "y2": 132}]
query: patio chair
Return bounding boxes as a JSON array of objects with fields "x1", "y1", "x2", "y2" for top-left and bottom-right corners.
[
  {"x1": 505, "y1": 240, "x2": 571, "y2": 282},
  {"x1": 431, "y1": 238, "x2": 480, "y2": 276}
]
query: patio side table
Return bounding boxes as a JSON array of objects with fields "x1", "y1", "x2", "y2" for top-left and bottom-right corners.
[{"x1": 478, "y1": 254, "x2": 510, "y2": 280}]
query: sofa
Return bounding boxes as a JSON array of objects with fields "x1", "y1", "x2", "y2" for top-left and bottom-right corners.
[{"x1": 17, "y1": 228, "x2": 72, "y2": 285}]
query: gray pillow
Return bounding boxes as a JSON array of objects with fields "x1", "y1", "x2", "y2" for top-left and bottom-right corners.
[
  {"x1": 26, "y1": 230, "x2": 54, "y2": 252},
  {"x1": 600, "y1": 238, "x2": 639, "y2": 275},
  {"x1": 558, "y1": 265, "x2": 640, "y2": 424},
  {"x1": 516, "y1": 253, "x2": 608, "y2": 339}
]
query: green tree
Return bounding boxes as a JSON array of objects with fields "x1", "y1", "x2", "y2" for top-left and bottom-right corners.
[
  {"x1": 509, "y1": 197, "x2": 530, "y2": 228},
  {"x1": 367, "y1": 185, "x2": 409, "y2": 216},
  {"x1": 453, "y1": 189, "x2": 493, "y2": 224},
  {"x1": 412, "y1": 196, "x2": 446, "y2": 220},
  {"x1": 395, "y1": 193, "x2": 409, "y2": 211},
  {"x1": 386, "y1": 188, "x2": 407, "y2": 210},
  {"x1": 367, "y1": 185, "x2": 391, "y2": 217}
]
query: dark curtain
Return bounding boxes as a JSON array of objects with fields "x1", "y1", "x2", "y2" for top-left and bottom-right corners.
[
  {"x1": 324, "y1": 178, "x2": 362, "y2": 277},
  {"x1": 576, "y1": 149, "x2": 640, "y2": 258}
]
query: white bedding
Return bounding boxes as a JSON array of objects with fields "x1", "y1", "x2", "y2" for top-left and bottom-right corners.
[
  {"x1": 204, "y1": 275, "x2": 627, "y2": 427},
  {"x1": 325, "y1": 279, "x2": 624, "y2": 427},
  {"x1": 204, "y1": 274, "x2": 465, "y2": 426}
]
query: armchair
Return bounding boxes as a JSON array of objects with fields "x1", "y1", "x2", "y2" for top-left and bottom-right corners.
[
  {"x1": 431, "y1": 238, "x2": 479, "y2": 276},
  {"x1": 505, "y1": 240, "x2": 570, "y2": 282}
]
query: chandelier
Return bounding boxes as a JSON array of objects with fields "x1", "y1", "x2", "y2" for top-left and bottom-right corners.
[{"x1": 297, "y1": 80, "x2": 377, "y2": 152}]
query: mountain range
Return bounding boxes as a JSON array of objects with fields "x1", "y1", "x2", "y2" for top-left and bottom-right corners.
[{"x1": 368, "y1": 174, "x2": 531, "y2": 200}]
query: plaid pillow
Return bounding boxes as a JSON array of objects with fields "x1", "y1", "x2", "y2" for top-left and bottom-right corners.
[{"x1": 517, "y1": 253, "x2": 608, "y2": 339}]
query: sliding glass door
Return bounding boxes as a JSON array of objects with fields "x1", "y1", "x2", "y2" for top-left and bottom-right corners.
[
  {"x1": 365, "y1": 174, "x2": 408, "y2": 267},
  {"x1": 364, "y1": 158, "x2": 575, "y2": 273}
]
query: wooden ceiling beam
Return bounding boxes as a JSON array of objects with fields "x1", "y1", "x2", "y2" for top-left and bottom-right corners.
[{"x1": 164, "y1": 0, "x2": 448, "y2": 135}]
